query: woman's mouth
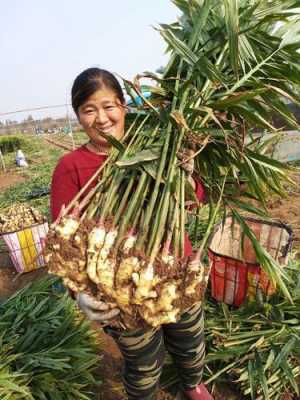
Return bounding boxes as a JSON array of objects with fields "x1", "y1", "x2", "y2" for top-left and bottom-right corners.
[{"x1": 97, "y1": 125, "x2": 114, "y2": 134}]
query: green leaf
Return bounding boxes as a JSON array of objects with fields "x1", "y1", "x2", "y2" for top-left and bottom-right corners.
[
  {"x1": 224, "y1": 0, "x2": 239, "y2": 77},
  {"x1": 159, "y1": 26, "x2": 197, "y2": 64},
  {"x1": 246, "y1": 149, "x2": 290, "y2": 174},
  {"x1": 264, "y1": 349, "x2": 276, "y2": 372},
  {"x1": 0, "y1": 277, "x2": 100, "y2": 399},
  {"x1": 116, "y1": 148, "x2": 160, "y2": 167},
  {"x1": 247, "y1": 360, "x2": 256, "y2": 400},
  {"x1": 211, "y1": 88, "x2": 268, "y2": 108},
  {"x1": 273, "y1": 336, "x2": 297, "y2": 370},
  {"x1": 227, "y1": 198, "x2": 267, "y2": 218},
  {"x1": 158, "y1": 26, "x2": 225, "y2": 84},
  {"x1": 226, "y1": 49, "x2": 279, "y2": 95},
  {"x1": 254, "y1": 351, "x2": 269, "y2": 399},
  {"x1": 97, "y1": 132, "x2": 125, "y2": 153},
  {"x1": 279, "y1": 19, "x2": 300, "y2": 49},
  {"x1": 142, "y1": 159, "x2": 165, "y2": 183}
]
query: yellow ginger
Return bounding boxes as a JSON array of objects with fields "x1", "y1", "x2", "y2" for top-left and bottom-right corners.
[
  {"x1": 98, "y1": 229, "x2": 118, "y2": 260},
  {"x1": 86, "y1": 224, "x2": 106, "y2": 284},
  {"x1": 142, "y1": 282, "x2": 180, "y2": 327},
  {"x1": 115, "y1": 256, "x2": 139, "y2": 313},
  {"x1": 132, "y1": 263, "x2": 160, "y2": 305},
  {"x1": 161, "y1": 253, "x2": 175, "y2": 266},
  {"x1": 96, "y1": 229, "x2": 118, "y2": 296},
  {"x1": 97, "y1": 258, "x2": 116, "y2": 297},
  {"x1": 54, "y1": 217, "x2": 79, "y2": 240},
  {"x1": 143, "y1": 309, "x2": 180, "y2": 327},
  {"x1": 46, "y1": 217, "x2": 208, "y2": 329},
  {"x1": 122, "y1": 235, "x2": 137, "y2": 254},
  {"x1": 63, "y1": 277, "x2": 87, "y2": 293},
  {"x1": 185, "y1": 260, "x2": 204, "y2": 296}
]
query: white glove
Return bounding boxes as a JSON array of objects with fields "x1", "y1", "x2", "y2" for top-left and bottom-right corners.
[{"x1": 76, "y1": 292, "x2": 120, "y2": 322}]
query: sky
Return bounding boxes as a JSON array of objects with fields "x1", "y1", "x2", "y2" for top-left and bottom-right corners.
[{"x1": 0, "y1": 0, "x2": 179, "y2": 122}]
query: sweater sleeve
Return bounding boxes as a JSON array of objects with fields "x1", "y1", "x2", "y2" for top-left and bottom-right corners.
[{"x1": 50, "y1": 158, "x2": 80, "y2": 222}]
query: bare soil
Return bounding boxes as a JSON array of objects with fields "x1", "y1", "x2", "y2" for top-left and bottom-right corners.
[
  {"x1": 0, "y1": 170, "x2": 25, "y2": 191},
  {"x1": 267, "y1": 172, "x2": 300, "y2": 252}
]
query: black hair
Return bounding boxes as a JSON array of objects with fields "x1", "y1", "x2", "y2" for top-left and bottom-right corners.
[{"x1": 71, "y1": 67, "x2": 125, "y2": 115}]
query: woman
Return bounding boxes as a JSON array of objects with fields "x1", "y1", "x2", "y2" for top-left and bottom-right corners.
[{"x1": 51, "y1": 67, "x2": 213, "y2": 400}]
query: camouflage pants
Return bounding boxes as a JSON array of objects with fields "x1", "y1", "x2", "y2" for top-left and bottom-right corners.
[{"x1": 105, "y1": 302, "x2": 205, "y2": 400}]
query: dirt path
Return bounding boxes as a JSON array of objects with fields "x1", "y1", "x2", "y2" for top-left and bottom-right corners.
[{"x1": 0, "y1": 170, "x2": 25, "y2": 191}]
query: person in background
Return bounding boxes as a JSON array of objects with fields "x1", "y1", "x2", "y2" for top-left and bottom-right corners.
[
  {"x1": 16, "y1": 149, "x2": 28, "y2": 167},
  {"x1": 50, "y1": 67, "x2": 213, "y2": 400}
]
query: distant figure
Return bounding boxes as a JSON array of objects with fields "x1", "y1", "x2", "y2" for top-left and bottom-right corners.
[{"x1": 16, "y1": 149, "x2": 28, "y2": 167}]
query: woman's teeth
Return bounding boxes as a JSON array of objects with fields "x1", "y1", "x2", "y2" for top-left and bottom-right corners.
[{"x1": 98, "y1": 126, "x2": 113, "y2": 133}]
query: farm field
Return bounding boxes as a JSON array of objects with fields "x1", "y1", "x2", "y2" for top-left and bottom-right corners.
[{"x1": 0, "y1": 132, "x2": 300, "y2": 400}]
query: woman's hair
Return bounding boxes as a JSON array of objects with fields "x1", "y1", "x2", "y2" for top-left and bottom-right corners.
[{"x1": 71, "y1": 67, "x2": 125, "y2": 114}]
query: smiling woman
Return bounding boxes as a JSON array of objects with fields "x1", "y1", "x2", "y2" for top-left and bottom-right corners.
[
  {"x1": 78, "y1": 88, "x2": 126, "y2": 153},
  {"x1": 50, "y1": 68, "x2": 128, "y2": 220},
  {"x1": 72, "y1": 68, "x2": 126, "y2": 154},
  {"x1": 49, "y1": 67, "x2": 211, "y2": 400}
]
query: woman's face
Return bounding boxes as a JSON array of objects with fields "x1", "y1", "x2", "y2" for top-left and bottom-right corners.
[{"x1": 77, "y1": 87, "x2": 126, "y2": 150}]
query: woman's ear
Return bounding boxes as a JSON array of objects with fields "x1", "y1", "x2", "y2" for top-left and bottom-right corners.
[{"x1": 122, "y1": 101, "x2": 129, "y2": 113}]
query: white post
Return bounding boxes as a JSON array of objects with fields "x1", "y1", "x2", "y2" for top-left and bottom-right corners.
[
  {"x1": 66, "y1": 104, "x2": 75, "y2": 150},
  {"x1": 0, "y1": 149, "x2": 6, "y2": 172}
]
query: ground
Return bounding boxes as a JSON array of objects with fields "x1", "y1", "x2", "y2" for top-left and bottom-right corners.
[
  {"x1": 0, "y1": 150, "x2": 299, "y2": 399},
  {"x1": 267, "y1": 171, "x2": 300, "y2": 252},
  {"x1": 0, "y1": 170, "x2": 25, "y2": 191}
]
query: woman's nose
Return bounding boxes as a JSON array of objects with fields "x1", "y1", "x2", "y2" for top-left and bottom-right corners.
[{"x1": 95, "y1": 109, "x2": 109, "y2": 124}]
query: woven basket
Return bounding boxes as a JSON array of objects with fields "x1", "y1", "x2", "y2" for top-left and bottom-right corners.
[
  {"x1": 208, "y1": 216, "x2": 293, "y2": 307},
  {"x1": 1, "y1": 222, "x2": 49, "y2": 273}
]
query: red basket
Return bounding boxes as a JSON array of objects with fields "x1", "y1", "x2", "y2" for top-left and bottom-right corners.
[{"x1": 208, "y1": 216, "x2": 293, "y2": 307}]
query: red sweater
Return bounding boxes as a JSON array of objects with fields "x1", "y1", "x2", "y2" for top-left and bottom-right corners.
[{"x1": 51, "y1": 145, "x2": 205, "y2": 256}]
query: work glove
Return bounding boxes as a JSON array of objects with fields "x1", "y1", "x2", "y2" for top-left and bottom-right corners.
[{"x1": 76, "y1": 292, "x2": 120, "y2": 322}]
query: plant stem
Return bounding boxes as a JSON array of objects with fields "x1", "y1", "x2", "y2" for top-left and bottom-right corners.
[
  {"x1": 179, "y1": 169, "x2": 186, "y2": 257},
  {"x1": 135, "y1": 61, "x2": 185, "y2": 251},
  {"x1": 112, "y1": 172, "x2": 137, "y2": 226},
  {"x1": 113, "y1": 172, "x2": 149, "y2": 251}
]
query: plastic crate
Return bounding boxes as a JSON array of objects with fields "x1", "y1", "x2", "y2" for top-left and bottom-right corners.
[{"x1": 208, "y1": 216, "x2": 293, "y2": 307}]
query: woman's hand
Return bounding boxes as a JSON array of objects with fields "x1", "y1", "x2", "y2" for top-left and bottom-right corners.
[
  {"x1": 178, "y1": 148, "x2": 195, "y2": 175},
  {"x1": 76, "y1": 292, "x2": 120, "y2": 322},
  {"x1": 178, "y1": 148, "x2": 196, "y2": 189}
]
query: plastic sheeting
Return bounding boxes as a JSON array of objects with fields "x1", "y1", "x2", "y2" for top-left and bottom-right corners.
[{"x1": 273, "y1": 131, "x2": 300, "y2": 162}]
